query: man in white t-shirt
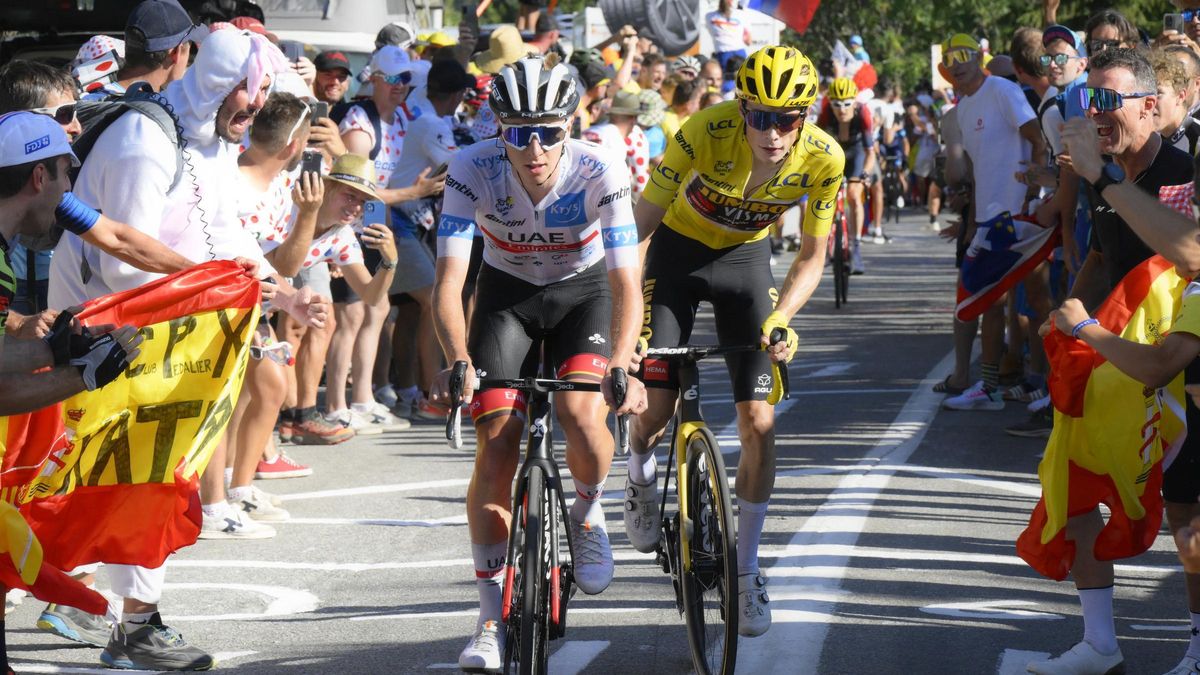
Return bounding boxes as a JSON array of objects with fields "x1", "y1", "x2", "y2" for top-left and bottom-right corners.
[
  {"x1": 705, "y1": 0, "x2": 751, "y2": 70},
  {"x1": 583, "y1": 90, "x2": 650, "y2": 199},
  {"x1": 938, "y1": 32, "x2": 1045, "y2": 413}
]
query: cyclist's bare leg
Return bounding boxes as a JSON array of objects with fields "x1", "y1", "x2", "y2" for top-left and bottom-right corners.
[
  {"x1": 558, "y1": 387, "x2": 614, "y2": 524},
  {"x1": 870, "y1": 177, "x2": 885, "y2": 237},
  {"x1": 466, "y1": 414, "x2": 525, "y2": 628},
  {"x1": 846, "y1": 180, "x2": 866, "y2": 241},
  {"x1": 734, "y1": 400, "x2": 776, "y2": 577},
  {"x1": 628, "y1": 387, "x2": 679, "y2": 484}
]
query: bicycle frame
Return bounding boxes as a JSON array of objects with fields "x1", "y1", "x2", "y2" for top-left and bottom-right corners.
[{"x1": 671, "y1": 359, "x2": 708, "y2": 573}]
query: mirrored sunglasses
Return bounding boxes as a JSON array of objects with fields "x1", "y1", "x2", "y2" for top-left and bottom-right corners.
[
  {"x1": 1078, "y1": 86, "x2": 1154, "y2": 113},
  {"x1": 1183, "y1": 9, "x2": 1200, "y2": 22},
  {"x1": 379, "y1": 71, "x2": 412, "y2": 86},
  {"x1": 28, "y1": 103, "x2": 77, "y2": 126},
  {"x1": 942, "y1": 49, "x2": 977, "y2": 66},
  {"x1": 740, "y1": 102, "x2": 804, "y2": 132},
  {"x1": 500, "y1": 124, "x2": 568, "y2": 150},
  {"x1": 1039, "y1": 53, "x2": 1081, "y2": 68},
  {"x1": 830, "y1": 99, "x2": 855, "y2": 109}
]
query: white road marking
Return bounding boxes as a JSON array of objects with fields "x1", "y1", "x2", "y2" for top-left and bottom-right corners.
[
  {"x1": 352, "y1": 607, "x2": 644, "y2": 622},
  {"x1": 11, "y1": 652, "x2": 256, "y2": 674},
  {"x1": 285, "y1": 515, "x2": 468, "y2": 527},
  {"x1": 737, "y1": 348, "x2": 954, "y2": 674},
  {"x1": 803, "y1": 362, "x2": 856, "y2": 378},
  {"x1": 997, "y1": 649, "x2": 1051, "y2": 675},
  {"x1": 278, "y1": 477, "x2": 471, "y2": 502},
  {"x1": 548, "y1": 640, "x2": 610, "y2": 674},
  {"x1": 1130, "y1": 623, "x2": 1190, "y2": 631},
  {"x1": 160, "y1": 583, "x2": 318, "y2": 621},
  {"x1": 920, "y1": 600, "x2": 1062, "y2": 620}
]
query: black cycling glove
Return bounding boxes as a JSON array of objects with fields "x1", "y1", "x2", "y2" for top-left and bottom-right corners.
[
  {"x1": 42, "y1": 310, "x2": 93, "y2": 367},
  {"x1": 70, "y1": 333, "x2": 133, "y2": 391}
]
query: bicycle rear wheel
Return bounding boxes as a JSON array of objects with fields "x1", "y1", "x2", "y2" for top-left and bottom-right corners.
[
  {"x1": 680, "y1": 428, "x2": 738, "y2": 675},
  {"x1": 833, "y1": 217, "x2": 847, "y2": 309},
  {"x1": 504, "y1": 466, "x2": 551, "y2": 675}
]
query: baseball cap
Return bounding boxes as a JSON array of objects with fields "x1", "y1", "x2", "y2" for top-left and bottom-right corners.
[
  {"x1": 314, "y1": 50, "x2": 352, "y2": 74},
  {"x1": 1042, "y1": 24, "x2": 1086, "y2": 55},
  {"x1": 941, "y1": 33, "x2": 981, "y2": 53},
  {"x1": 850, "y1": 35, "x2": 863, "y2": 46},
  {"x1": 0, "y1": 112, "x2": 79, "y2": 170},
  {"x1": 325, "y1": 154, "x2": 378, "y2": 201},
  {"x1": 577, "y1": 61, "x2": 614, "y2": 91},
  {"x1": 126, "y1": 0, "x2": 196, "y2": 52},
  {"x1": 370, "y1": 45, "x2": 411, "y2": 77},
  {"x1": 376, "y1": 22, "x2": 416, "y2": 50},
  {"x1": 427, "y1": 59, "x2": 477, "y2": 94}
]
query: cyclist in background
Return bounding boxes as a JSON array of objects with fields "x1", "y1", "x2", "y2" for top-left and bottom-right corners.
[
  {"x1": 427, "y1": 56, "x2": 647, "y2": 672},
  {"x1": 628, "y1": 45, "x2": 844, "y2": 638},
  {"x1": 818, "y1": 77, "x2": 874, "y2": 273}
]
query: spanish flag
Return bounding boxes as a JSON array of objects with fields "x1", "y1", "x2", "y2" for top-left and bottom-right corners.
[
  {"x1": 1017, "y1": 256, "x2": 1186, "y2": 580},
  {"x1": 0, "y1": 261, "x2": 258, "y2": 610}
]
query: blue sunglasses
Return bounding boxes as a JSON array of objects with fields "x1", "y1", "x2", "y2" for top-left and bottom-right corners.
[
  {"x1": 500, "y1": 124, "x2": 568, "y2": 150},
  {"x1": 1077, "y1": 86, "x2": 1154, "y2": 113},
  {"x1": 378, "y1": 71, "x2": 412, "y2": 85},
  {"x1": 1183, "y1": 9, "x2": 1200, "y2": 22},
  {"x1": 739, "y1": 102, "x2": 805, "y2": 132}
]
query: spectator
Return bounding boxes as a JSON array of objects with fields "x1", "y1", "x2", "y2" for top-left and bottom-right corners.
[
  {"x1": 1164, "y1": 45, "x2": 1200, "y2": 118},
  {"x1": 1151, "y1": 48, "x2": 1200, "y2": 153},
  {"x1": 1159, "y1": 0, "x2": 1200, "y2": 55},
  {"x1": 849, "y1": 34, "x2": 871, "y2": 63},
  {"x1": 517, "y1": 0, "x2": 544, "y2": 33},
  {"x1": 629, "y1": 53, "x2": 667, "y2": 96},
  {"x1": 705, "y1": 0, "x2": 751, "y2": 70},
  {"x1": 1084, "y1": 8, "x2": 1141, "y2": 55},
  {"x1": 663, "y1": 77, "x2": 702, "y2": 137},
  {"x1": 636, "y1": 89, "x2": 669, "y2": 164},
  {"x1": 569, "y1": 49, "x2": 614, "y2": 132},
  {"x1": 699, "y1": 90, "x2": 723, "y2": 109},
  {"x1": 584, "y1": 90, "x2": 651, "y2": 198},
  {"x1": 312, "y1": 50, "x2": 352, "y2": 105},
  {"x1": 526, "y1": 13, "x2": 561, "y2": 56},
  {"x1": 473, "y1": 25, "x2": 537, "y2": 76},
  {"x1": 82, "y1": 0, "x2": 193, "y2": 100},
  {"x1": 376, "y1": 21, "x2": 417, "y2": 51},
  {"x1": 71, "y1": 35, "x2": 125, "y2": 95},
  {"x1": 700, "y1": 57, "x2": 723, "y2": 93},
  {"x1": 671, "y1": 55, "x2": 701, "y2": 80}
]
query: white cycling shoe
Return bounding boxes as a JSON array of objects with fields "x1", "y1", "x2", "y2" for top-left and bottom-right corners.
[
  {"x1": 738, "y1": 573, "x2": 771, "y2": 637},
  {"x1": 1164, "y1": 657, "x2": 1200, "y2": 675},
  {"x1": 569, "y1": 515, "x2": 614, "y2": 595},
  {"x1": 458, "y1": 620, "x2": 504, "y2": 674},
  {"x1": 1025, "y1": 641, "x2": 1124, "y2": 675},
  {"x1": 623, "y1": 478, "x2": 661, "y2": 553}
]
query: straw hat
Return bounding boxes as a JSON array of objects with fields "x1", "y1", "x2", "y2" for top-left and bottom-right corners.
[
  {"x1": 325, "y1": 154, "x2": 379, "y2": 200},
  {"x1": 474, "y1": 25, "x2": 538, "y2": 75}
]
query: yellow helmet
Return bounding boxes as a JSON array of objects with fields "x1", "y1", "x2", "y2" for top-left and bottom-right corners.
[
  {"x1": 828, "y1": 77, "x2": 858, "y2": 101},
  {"x1": 735, "y1": 46, "x2": 818, "y2": 109}
]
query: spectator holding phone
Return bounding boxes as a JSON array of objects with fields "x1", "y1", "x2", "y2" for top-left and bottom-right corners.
[{"x1": 1158, "y1": 3, "x2": 1200, "y2": 56}]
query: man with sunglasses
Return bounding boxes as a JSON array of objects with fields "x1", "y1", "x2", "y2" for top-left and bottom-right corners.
[
  {"x1": 629, "y1": 45, "x2": 841, "y2": 638},
  {"x1": 1159, "y1": 3, "x2": 1200, "y2": 58},
  {"x1": 1027, "y1": 46, "x2": 1196, "y2": 675},
  {"x1": 428, "y1": 55, "x2": 647, "y2": 672}
]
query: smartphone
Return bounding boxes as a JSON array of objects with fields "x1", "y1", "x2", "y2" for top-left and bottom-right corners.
[
  {"x1": 433, "y1": 162, "x2": 449, "y2": 176},
  {"x1": 359, "y1": 200, "x2": 387, "y2": 236},
  {"x1": 301, "y1": 150, "x2": 323, "y2": 175},
  {"x1": 280, "y1": 40, "x2": 305, "y2": 63},
  {"x1": 1166, "y1": 13, "x2": 1186, "y2": 33},
  {"x1": 310, "y1": 101, "x2": 329, "y2": 125}
]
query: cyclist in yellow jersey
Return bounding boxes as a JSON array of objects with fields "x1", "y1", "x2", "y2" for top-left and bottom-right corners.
[{"x1": 625, "y1": 46, "x2": 844, "y2": 638}]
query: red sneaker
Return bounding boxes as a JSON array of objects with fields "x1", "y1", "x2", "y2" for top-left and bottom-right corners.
[
  {"x1": 413, "y1": 398, "x2": 451, "y2": 421},
  {"x1": 291, "y1": 410, "x2": 355, "y2": 445},
  {"x1": 255, "y1": 452, "x2": 313, "y2": 479}
]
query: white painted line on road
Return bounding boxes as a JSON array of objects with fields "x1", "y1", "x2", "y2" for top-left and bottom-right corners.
[
  {"x1": 351, "y1": 607, "x2": 645, "y2": 622},
  {"x1": 920, "y1": 600, "x2": 1062, "y2": 620},
  {"x1": 161, "y1": 583, "x2": 318, "y2": 621},
  {"x1": 1130, "y1": 623, "x2": 1190, "y2": 631},
  {"x1": 278, "y1": 477, "x2": 471, "y2": 502},
  {"x1": 285, "y1": 515, "x2": 468, "y2": 527},
  {"x1": 11, "y1": 651, "x2": 257, "y2": 673},
  {"x1": 803, "y1": 362, "x2": 855, "y2": 378},
  {"x1": 737, "y1": 348, "x2": 955, "y2": 674},
  {"x1": 900, "y1": 465, "x2": 1042, "y2": 497},
  {"x1": 548, "y1": 640, "x2": 610, "y2": 674},
  {"x1": 997, "y1": 649, "x2": 1051, "y2": 675}
]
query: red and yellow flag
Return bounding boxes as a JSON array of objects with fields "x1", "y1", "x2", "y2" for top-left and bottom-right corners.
[
  {"x1": 1017, "y1": 256, "x2": 1186, "y2": 580},
  {"x1": 0, "y1": 262, "x2": 258, "y2": 611}
]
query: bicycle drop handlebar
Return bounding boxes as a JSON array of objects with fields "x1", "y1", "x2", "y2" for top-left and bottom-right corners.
[
  {"x1": 445, "y1": 361, "x2": 631, "y2": 452},
  {"x1": 640, "y1": 328, "x2": 791, "y2": 401}
]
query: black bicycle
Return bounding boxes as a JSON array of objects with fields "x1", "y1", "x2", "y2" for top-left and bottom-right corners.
[
  {"x1": 446, "y1": 363, "x2": 628, "y2": 675},
  {"x1": 827, "y1": 183, "x2": 850, "y2": 308},
  {"x1": 642, "y1": 331, "x2": 790, "y2": 675},
  {"x1": 882, "y1": 161, "x2": 905, "y2": 226}
]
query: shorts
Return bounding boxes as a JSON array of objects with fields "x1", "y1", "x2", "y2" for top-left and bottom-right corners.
[
  {"x1": 1165, "y1": 359, "x2": 1200, "y2": 503},
  {"x1": 294, "y1": 260, "x2": 332, "y2": 301},
  {"x1": 331, "y1": 240, "x2": 381, "y2": 304},
  {"x1": 467, "y1": 261, "x2": 611, "y2": 422},
  {"x1": 389, "y1": 231, "x2": 435, "y2": 297},
  {"x1": 641, "y1": 225, "x2": 776, "y2": 403},
  {"x1": 843, "y1": 143, "x2": 868, "y2": 180}
]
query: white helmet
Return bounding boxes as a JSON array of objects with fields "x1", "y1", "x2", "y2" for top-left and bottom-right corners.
[{"x1": 488, "y1": 56, "x2": 579, "y2": 123}]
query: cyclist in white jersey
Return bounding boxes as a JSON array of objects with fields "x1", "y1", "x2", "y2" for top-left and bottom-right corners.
[{"x1": 429, "y1": 56, "x2": 648, "y2": 673}]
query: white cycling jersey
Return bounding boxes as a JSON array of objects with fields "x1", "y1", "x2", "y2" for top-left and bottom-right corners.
[{"x1": 437, "y1": 138, "x2": 638, "y2": 286}]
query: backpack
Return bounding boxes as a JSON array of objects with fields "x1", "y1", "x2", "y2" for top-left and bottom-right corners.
[
  {"x1": 72, "y1": 82, "x2": 185, "y2": 192},
  {"x1": 330, "y1": 100, "x2": 383, "y2": 160}
]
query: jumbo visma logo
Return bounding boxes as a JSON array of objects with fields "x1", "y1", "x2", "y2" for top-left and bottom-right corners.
[{"x1": 684, "y1": 179, "x2": 790, "y2": 231}]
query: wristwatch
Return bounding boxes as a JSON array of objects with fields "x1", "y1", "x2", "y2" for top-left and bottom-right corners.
[
  {"x1": 377, "y1": 258, "x2": 398, "y2": 272},
  {"x1": 1090, "y1": 162, "x2": 1125, "y2": 194}
]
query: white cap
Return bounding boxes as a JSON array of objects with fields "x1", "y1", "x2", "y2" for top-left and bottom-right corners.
[
  {"x1": 271, "y1": 70, "x2": 317, "y2": 102},
  {"x1": 0, "y1": 112, "x2": 78, "y2": 169},
  {"x1": 369, "y1": 45, "x2": 411, "y2": 77}
]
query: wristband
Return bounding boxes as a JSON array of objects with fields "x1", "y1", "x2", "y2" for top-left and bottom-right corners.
[
  {"x1": 1071, "y1": 318, "x2": 1098, "y2": 338},
  {"x1": 56, "y1": 192, "x2": 101, "y2": 235}
]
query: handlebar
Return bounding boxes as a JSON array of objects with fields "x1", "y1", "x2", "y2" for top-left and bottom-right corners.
[
  {"x1": 638, "y1": 331, "x2": 791, "y2": 402},
  {"x1": 768, "y1": 327, "x2": 791, "y2": 402}
]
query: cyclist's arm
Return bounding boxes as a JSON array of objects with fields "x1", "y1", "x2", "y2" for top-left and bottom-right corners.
[
  {"x1": 596, "y1": 166, "x2": 641, "y2": 371},
  {"x1": 433, "y1": 160, "x2": 479, "y2": 363}
]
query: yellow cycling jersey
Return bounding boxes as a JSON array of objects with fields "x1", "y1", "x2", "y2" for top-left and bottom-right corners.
[{"x1": 641, "y1": 99, "x2": 845, "y2": 249}]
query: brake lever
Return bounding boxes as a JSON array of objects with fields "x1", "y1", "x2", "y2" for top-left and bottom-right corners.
[
  {"x1": 769, "y1": 327, "x2": 791, "y2": 401},
  {"x1": 611, "y1": 367, "x2": 630, "y2": 456},
  {"x1": 446, "y1": 360, "x2": 468, "y2": 449}
]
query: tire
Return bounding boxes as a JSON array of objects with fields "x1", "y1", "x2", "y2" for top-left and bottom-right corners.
[
  {"x1": 600, "y1": 0, "x2": 701, "y2": 56},
  {"x1": 680, "y1": 428, "x2": 738, "y2": 675},
  {"x1": 832, "y1": 215, "x2": 846, "y2": 309},
  {"x1": 504, "y1": 467, "x2": 550, "y2": 675}
]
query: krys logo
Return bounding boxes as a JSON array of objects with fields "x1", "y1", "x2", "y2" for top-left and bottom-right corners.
[
  {"x1": 578, "y1": 154, "x2": 608, "y2": 179},
  {"x1": 546, "y1": 191, "x2": 587, "y2": 228},
  {"x1": 473, "y1": 153, "x2": 506, "y2": 180}
]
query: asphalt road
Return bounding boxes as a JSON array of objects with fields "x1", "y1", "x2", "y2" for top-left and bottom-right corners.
[{"x1": 8, "y1": 211, "x2": 1194, "y2": 674}]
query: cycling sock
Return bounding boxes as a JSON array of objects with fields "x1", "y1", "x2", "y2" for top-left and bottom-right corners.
[
  {"x1": 200, "y1": 501, "x2": 228, "y2": 518},
  {"x1": 981, "y1": 362, "x2": 999, "y2": 391},
  {"x1": 570, "y1": 480, "x2": 606, "y2": 524},
  {"x1": 627, "y1": 450, "x2": 657, "y2": 486},
  {"x1": 1187, "y1": 611, "x2": 1200, "y2": 659},
  {"x1": 399, "y1": 385, "x2": 420, "y2": 404},
  {"x1": 1079, "y1": 585, "x2": 1118, "y2": 655},
  {"x1": 227, "y1": 486, "x2": 252, "y2": 503},
  {"x1": 121, "y1": 611, "x2": 155, "y2": 633},
  {"x1": 736, "y1": 500, "x2": 769, "y2": 576},
  {"x1": 223, "y1": 466, "x2": 233, "y2": 489},
  {"x1": 472, "y1": 542, "x2": 507, "y2": 628}
]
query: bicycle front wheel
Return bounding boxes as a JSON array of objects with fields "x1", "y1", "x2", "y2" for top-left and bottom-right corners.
[
  {"x1": 833, "y1": 220, "x2": 847, "y2": 309},
  {"x1": 680, "y1": 428, "x2": 738, "y2": 675},
  {"x1": 506, "y1": 466, "x2": 550, "y2": 675}
]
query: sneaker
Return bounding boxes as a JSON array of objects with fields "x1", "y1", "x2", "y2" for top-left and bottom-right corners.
[
  {"x1": 374, "y1": 384, "x2": 399, "y2": 409},
  {"x1": 1164, "y1": 656, "x2": 1200, "y2": 675},
  {"x1": 100, "y1": 613, "x2": 215, "y2": 671},
  {"x1": 251, "y1": 484, "x2": 283, "y2": 508},
  {"x1": 623, "y1": 478, "x2": 661, "y2": 553},
  {"x1": 1004, "y1": 381, "x2": 1048, "y2": 403},
  {"x1": 325, "y1": 408, "x2": 383, "y2": 436},
  {"x1": 458, "y1": 620, "x2": 504, "y2": 674},
  {"x1": 360, "y1": 402, "x2": 412, "y2": 432},
  {"x1": 870, "y1": 234, "x2": 888, "y2": 244},
  {"x1": 290, "y1": 409, "x2": 355, "y2": 445},
  {"x1": 413, "y1": 398, "x2": 451, "y2": 421},
  {"x1": 1005, "y1": 407, "x2": 1054, "y2": 438},
  {"x1": 276, "y1": 417, "x2": 293, "y2": 444},
  {"x1": 1025, "y1": 641, "x2": 1123, "y2": 674},
  {"x1": 1028, "y1": 394, "x2": 1052, "y2": 413},
  {"x1": 199, "y1": 507, "x2": 275, "y2": 540},
  {"x1": 942, "y1": 381, "x2": 1005, "y2": 411},
  {"x1": 254, "y1": 452, "x2": 313, "y2": 480},
  {"x1": 37, "y1": 603, "x2": 112, "y2": 647},
  {"x1": 229, "y1": 488, "x2": 290, "y2": 522},
  {"x1": 5, "y1": 589, "x2": 23, "y2": 616},
  {"x1": 569, "y1": 515, "x2": 614, "y2": 595},
  {"x1": 896, "y1": 196, "x2": 905, "y2": 208},
  {"x1": 851, "y1": 248, "x2": 865, "y2": 275},
  {"x1": 738, "y1": 573, "x2": 771, "y2": 637}
]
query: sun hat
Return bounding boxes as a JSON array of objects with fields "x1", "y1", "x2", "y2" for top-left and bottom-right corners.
[
  {"x1": 325, "y1": 154, "x2": 379, "y2": 200},
  {"x1": 474, "y1": 25, "x2": 538, "y2": 75}
]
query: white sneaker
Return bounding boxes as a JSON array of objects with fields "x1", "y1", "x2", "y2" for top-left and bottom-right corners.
[
  {"x1": 569, "y1": 515, "x2": 614, "y2": 595},
  {"x1": 942, "y1": 380, "x2": 1005, "y2": 411},
  {"x1": 251, "y1": 484, "x2": 284, "y2": 507},
  {"x1": 623, "y1": 478, "x2": 661, "y2": 553},
  {"x1": 361, "y1": 401, "x2": 412, "y2": 431},
  {"x1": 738, "y1": 573, "x2": 771, "y2": 637},
  {"x1": 458, "y1": 620, "x2": 504, "y2": 673},
  {"x1": 1028, "y1": 394, "x2": 1052, "y2": 413},
  {"x1": 373, "y1": 384, "x2": 398, "y2": 408},
  {"x1": 1164, "y1": 656, "x2": 1200, "y2": 675},
  {"x1": 199, "y1": 507, "x2": 275, "y2": 539},
  {"x1": 1026, "y1": 641, "x2": 1123, "y2": 674},
  {"x1": 897, "y1": 196, "x2": 905, "y2": 208},
  {"x1": 326, "y1": 408, "x2": 383, "y2": 436},
  {"x1": 229, "y1": 488, "x2": 290, "y2": 522}
]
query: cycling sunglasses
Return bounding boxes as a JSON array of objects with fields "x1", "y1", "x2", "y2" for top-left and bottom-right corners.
[
  {"x1": 500, "y1": 124, "x2": 568, "y2": 150},
  {"x1": 740, "y1": 102, "x2": 805, "y2": 132},
  {"x1": 1087, "y1": 39, "x2": 1121, "y2": 54},
  {"x1": 1078, "y1": 86, "x2": 1155, "y2": 113},
  {"x1": 942, "y1": 49, "x2": 978, "y2": 66},
  {"x1": 378, "y1": 71, "x2": 412, "y2": 86},
  {"x1": 28, "y1": 103, "x2": 77, "y2": 125},
  {"x1": 829, "y1": 99, "x2": 855, "y2": 109},
  {"x1": 1039, "y1": 53, "x2": 1082, "y2": 68}
]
